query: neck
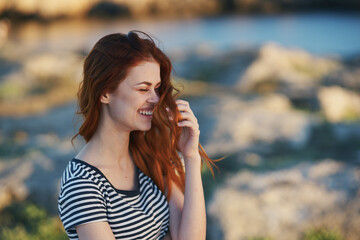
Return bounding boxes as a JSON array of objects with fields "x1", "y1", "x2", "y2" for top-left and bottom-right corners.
[
  {"x1": 90, "y1": 129, "x2": 131, "y2": 165},
  {"x1": 77, "y1": 115, "x2": 133, "y2": 169}
]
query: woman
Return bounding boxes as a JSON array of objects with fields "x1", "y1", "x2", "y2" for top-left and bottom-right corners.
[{"x1": 58, "y1": 31, "x2": 218, "y2": 240}]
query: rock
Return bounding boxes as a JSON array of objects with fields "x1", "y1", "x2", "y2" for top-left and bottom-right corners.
[
  {"x1": 0, "y1": 140, "x2": 75, "y2": 214},
  {"x1": 0, "y1": 102, "x2": 78, "y2": 140},
  {"x1": 0, "y1": 102, "x2": 79, "y2": 212},
  {"x1": 252, "y1": 93, "x2": 292, "y2": 112},
  {"x1": 23, "y1": 52, "x2": 82, "y2": 83},
  {"x1": 0, "y1": 149, "x2": 62, "y2": 211},
  {"x1": 208, "y1": 159, "x2": 360, "y2": 240},
  {"x1": 0, "y1": 51, "x2": 82, "y2": 90},
  {"x1": 172, "y1": 48, "x2": 258, "y2": 87},
  {"x1": 202, "y1": 93, "x2": 316, "y2": 155},
  {"x1": 0, "y1": 159, "x2": 32, "y2": 209},
  {"x1": 236, "y1": 43, "x2": 341, "y2": 96},
  {"x1": 323, "y1": 66, "x2": 360, "y2": 91},
  {"x1": 308, "y1": 159, "x2": 343, "y2": 179},
  {"x1": 318, "y1": 86, "x2": 360, "y2": 122},
  {"x1": 0, "y1": 52, "x2": 82, "y2": 116}
]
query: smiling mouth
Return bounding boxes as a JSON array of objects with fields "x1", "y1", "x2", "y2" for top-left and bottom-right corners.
[{"x1": 138, "y1": 110, "x2": 153, "y2": 116}]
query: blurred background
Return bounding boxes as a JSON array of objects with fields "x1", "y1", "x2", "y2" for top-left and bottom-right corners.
[{"x1": 0, "y1": 0, "x2": 360, "y2": 239}]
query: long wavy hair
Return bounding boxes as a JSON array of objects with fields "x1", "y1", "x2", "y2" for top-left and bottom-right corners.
[{"x1": 72, "y1": 30, "x2": 219, "y2": 198}]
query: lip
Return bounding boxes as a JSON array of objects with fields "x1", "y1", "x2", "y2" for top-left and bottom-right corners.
[
  {"x1": 138, "y1": 109, "x2": 153, "y2": 120},
  {"x1": 138, "y1": 107, "x2": 154, "y2": 111},
  {"x1": 138, "y1": 112, "x2": 153, "y2": 120}
]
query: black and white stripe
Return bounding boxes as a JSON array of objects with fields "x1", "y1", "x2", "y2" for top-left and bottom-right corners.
[{"x1": 58, "y1": 159, "x2": 170, "y2": 240}]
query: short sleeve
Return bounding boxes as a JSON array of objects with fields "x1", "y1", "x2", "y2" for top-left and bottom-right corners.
[{"x1": 58, "y1": 177, "x2": 108, "y2": 231}]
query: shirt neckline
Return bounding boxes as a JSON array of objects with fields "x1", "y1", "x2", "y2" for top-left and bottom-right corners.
[{"x1": 71, "y1": 158, "x2": 141, "y2": 197}]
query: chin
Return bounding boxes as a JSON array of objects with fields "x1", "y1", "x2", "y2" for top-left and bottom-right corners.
[{"x1": 137, "y1": 124, "x2": 152, "y2": 132}]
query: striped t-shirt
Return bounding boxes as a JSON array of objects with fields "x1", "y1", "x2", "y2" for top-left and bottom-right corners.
[{"x1": 58, "y1": 158, "x2": 170, "y2": 240}]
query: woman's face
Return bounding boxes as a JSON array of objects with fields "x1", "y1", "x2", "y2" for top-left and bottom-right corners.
[{"x1": 101, "y1": 60, "x2": 161, "y2": 132}]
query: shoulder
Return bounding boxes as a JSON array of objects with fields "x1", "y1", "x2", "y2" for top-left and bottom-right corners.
[
  {"x1": 58, "y1": 159, "x2": 105, "y2": 207},
  {"x1": 59, "y1": 159, "x2": 102, "y2": 188},
  {"x1": 60, "y1": 159, "x2": 93, "y2": 182},
  {"x1": 58, "y1": 176, "x2": 103, "y2": 201},
  {"x1": 58, "y1": 160, "x2": 108, "y2": 231}
]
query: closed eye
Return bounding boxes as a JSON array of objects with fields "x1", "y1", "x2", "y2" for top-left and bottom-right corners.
[{"x1": 139, "y1": 87, "x2": 160, "y2": 92}]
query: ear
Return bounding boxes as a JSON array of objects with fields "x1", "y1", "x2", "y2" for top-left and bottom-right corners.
[{"x1": 100, "y1": 92, "x2": 111, "y2": 104}]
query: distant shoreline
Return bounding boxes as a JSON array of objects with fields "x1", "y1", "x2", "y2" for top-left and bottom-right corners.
[{"x1": 1, "y1": 0, "x2": 360, "y2": 23}]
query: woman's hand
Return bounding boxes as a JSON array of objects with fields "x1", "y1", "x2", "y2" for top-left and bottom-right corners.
[
  {"x1": 167, "y1": 100, "x2": 206, "y2": 240},
  {"x1": 175, "y1": 99, "x2": 201, "y2": 162}
]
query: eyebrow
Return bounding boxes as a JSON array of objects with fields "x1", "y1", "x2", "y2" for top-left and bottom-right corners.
[{"x1": 135, "y1": 81, "x2": 161, "y2": 87}]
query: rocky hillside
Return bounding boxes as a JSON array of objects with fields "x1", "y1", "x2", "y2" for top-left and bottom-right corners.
[
  {"x1": 0, "y1": 39, "x2": 359, "y2": 239},
  {"x1": 175, "y1": 44, "x2": 360, "y2": 239},
  {"x1": 208, "y1": 159, "x2": 360, "y2": 240}
]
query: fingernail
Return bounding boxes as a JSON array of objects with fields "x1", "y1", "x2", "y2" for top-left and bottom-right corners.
[{"x1": 166, "y1": 107, "x2": 169, "y2": 111}]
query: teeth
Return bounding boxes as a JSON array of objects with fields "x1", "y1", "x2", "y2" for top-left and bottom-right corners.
[{"x1": 139, "y1": 110, "x2": 152, "y2": 116}]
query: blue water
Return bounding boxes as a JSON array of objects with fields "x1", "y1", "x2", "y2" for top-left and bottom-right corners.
[
  {"x1": 12, "y1": 12, "x2": 360, "y2": 58},
  {"x1": 139, "y1": 12, "x2": 360, "y2": 57}
]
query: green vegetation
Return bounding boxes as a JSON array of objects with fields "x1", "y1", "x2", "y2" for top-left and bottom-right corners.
[
  {"x1": 0, "y1": 201, "x2": 67, "y2": 240},
  {"x1": 0, "y1": 74, "x2": 78, "y2": 116},
  {"x1": 246, "y1": 237, "x2": 274, "y2": 240},
  {"x1": 302, "y1": 228, "x2": 344, "y2": 240},
  {"x1": 0, "y1": 81, "x2": 26, "y2": 100},
  {"x1": 343, "y1": 108, "x2": 360, "y2": 122},
  {"x1": 241, "y1": 228, "x2": 344, "y2": 240}
]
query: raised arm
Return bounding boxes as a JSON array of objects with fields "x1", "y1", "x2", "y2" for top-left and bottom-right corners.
[
  {"x1": 168, "y1": 154, "x2": 205, "y2": 240},
  {"x1": 168, "y1": 99, "x2": 206, "y2": 240}
]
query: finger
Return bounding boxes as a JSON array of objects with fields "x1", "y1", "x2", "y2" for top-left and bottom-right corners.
[
  {"x1": 177, "y1": 120, "x2": 200, "y2": 135},
  {"x1": 175, "y1": 100, "x2": 197, "y2": 123},
  {"x1": 178, "y1": 111, "x2": 198, "y2": 123},
  {"x1": 176, "y1": 99, "x2": 190, "y2": 109},
  {"x1": 176, "y1": 102, "x2": 194, "y2": 114},
  {"x1": 176, "y1": 104, "x2": 192, "y2": 112},
  {"x1": 177, "y1": 119, "x2": 199, "y2": 129},
  {"x1": 175, "y1": 99, "x2": 189, "y2": 105}
]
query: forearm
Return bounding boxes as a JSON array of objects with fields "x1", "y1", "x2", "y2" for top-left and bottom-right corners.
[{"x1": 178, "y1": 154, "x2": 206, "y2": 240}]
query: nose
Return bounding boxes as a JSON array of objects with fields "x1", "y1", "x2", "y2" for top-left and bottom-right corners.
[{"x1": 147, "y1": 88, "x2": 159, "y2": 104}]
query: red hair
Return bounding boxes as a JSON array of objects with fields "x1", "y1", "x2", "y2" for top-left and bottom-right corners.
[{"x1": 73, "y1": 31, "x2": 219, "y2": 198}]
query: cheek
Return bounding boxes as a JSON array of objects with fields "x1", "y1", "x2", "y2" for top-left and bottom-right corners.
[
  {"x1": 107, "y1": 102, "x2": 124, "y2": 121},
  {"x1": 112, "y1": 94, "x2": 140, "y2": 116},
  {"x1": 108, "y1": 90, "x2": 143, "y2": 117}
]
